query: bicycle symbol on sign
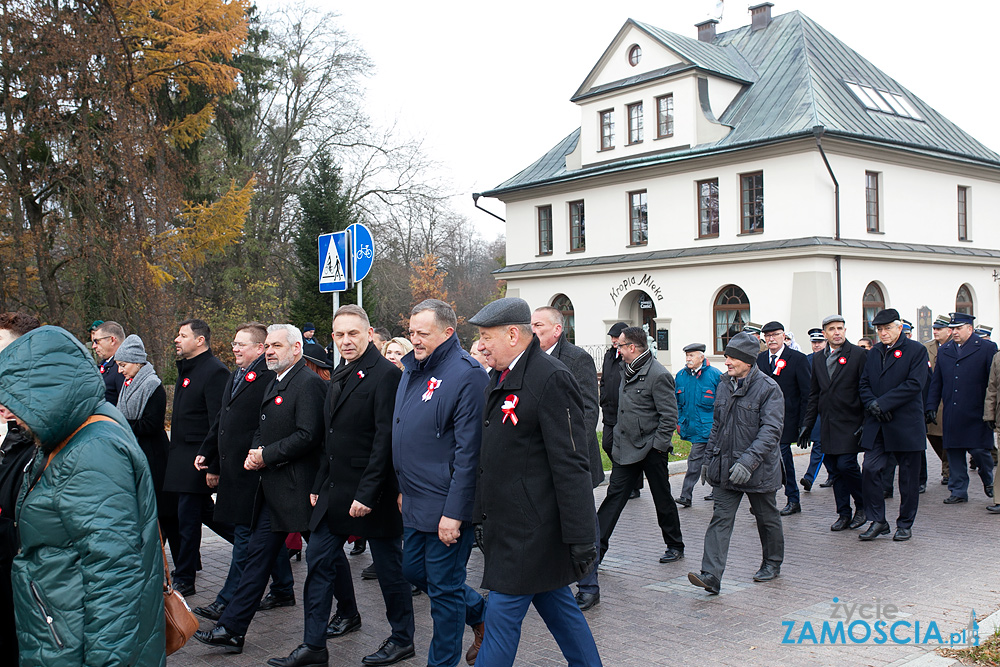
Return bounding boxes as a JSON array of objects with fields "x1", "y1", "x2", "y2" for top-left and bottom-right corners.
[{"x1": 356, "y1": 244, "x2": 373, "y2": 260}]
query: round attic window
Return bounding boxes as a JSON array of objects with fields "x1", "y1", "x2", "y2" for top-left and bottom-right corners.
[{"x1": 628, "y1": 44, "x2": 641, "y2": 67}]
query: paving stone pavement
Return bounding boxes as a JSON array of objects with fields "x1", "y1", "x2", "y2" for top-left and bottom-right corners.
[{"x1": 171, "y1": 453, "x2": 998, "y2": 666}]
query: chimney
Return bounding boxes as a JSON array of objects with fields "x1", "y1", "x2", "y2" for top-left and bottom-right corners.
[
  {"x1": 695, "y1": 19, "x2": 718, "y2": 43},
  {"x1": 749, "y1": 2, "x2": 774, "y2": 31}
]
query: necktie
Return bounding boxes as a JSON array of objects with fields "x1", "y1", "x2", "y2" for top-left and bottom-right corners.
[
  {"x1": 232, "y1": 367, "x2": 247, "y2": 397},
  {"x1": 498, "y1": 368, "x2": 509, "y2": 386},
  {"x1": 769, "y1": 354, "x2": 776, "y2": 372}
]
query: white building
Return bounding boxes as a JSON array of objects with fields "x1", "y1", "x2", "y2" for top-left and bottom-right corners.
[{"x1": 479, "y1": 3, "x2": 1000, "y2": 371}]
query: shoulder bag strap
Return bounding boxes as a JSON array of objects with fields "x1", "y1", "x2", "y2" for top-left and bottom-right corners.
[{"x1": 27, "y1": 415, "x2": 115, "y2": 494}]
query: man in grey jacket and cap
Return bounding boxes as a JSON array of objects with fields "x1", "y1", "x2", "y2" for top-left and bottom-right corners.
[{"x1": 689, "y1": 332, "x2": 785, "y2": 595}]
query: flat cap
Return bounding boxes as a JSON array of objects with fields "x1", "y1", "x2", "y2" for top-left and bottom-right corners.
[
  {"x1": 724, "y1": 332, "x2": 759, "y2": 365},
  {"x1": 742, "y1": 322, "x2": 762, "y2": 335},
  {"x1": 932, "y1": 316, "x2": 952, "y2": 329},
  {"x1": 821, "y1": 314, "x2": 845, "y2": 327},
  {"x1": 948, "y1": 311, "x2": 975, "y2": 327},
  {"x1": 683, "y1": 342, "x2": 706, "y2": 353},
  {"x1": 469, "y1": 297, "x2": 532, "y2": 327},
  {"x1": 871, "y1": 308, "x2": 900, "y2": 326},
  {"x1": 761, "y1": 321, "x2": 784, "y2": 334},
  {"x1": 808, "y1": 328, "x2": 824, "y2": 342},
  {"x1": 608, "y1": 321, "x2": 628, "y2": 337}
]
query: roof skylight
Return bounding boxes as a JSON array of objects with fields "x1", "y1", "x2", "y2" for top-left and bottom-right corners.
[{"x1": 844, "y1": 81, "x2": 922, "y2": 120}]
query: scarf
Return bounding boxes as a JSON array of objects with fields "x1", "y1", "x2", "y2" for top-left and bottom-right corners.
[
  {"x1": 116, "y1": 362, "x2": 161, "y2": 420},
  {"x1": 624, "y1": 349, "x2": 651, "y2": 382}
]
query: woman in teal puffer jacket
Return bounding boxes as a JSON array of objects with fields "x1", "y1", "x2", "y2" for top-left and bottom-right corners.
[{"x1": 0, "y1": 326, "x2": 165, "y2": 666}]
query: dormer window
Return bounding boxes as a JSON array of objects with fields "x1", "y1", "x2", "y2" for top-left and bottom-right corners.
[
  {"x1": 628, "y1": 44, "x2": 641, "y2": 66},
  {"x1": 844, "y1": 81, "x2": 922, "y2": 120}
]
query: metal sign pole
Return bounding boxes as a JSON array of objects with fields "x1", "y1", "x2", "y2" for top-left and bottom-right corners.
[
  {"x1": 357, "y1": 280, "x2": 363, "y2": 312},
  {"x1": 331, "y1": 292, "x2": 341, "y2": 367}
]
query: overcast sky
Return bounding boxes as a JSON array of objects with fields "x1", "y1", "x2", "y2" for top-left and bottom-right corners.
[{"x1": 271, "y1": 0, "x2": 1000, "y2": 240}]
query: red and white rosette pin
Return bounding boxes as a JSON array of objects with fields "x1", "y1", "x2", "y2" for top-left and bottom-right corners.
[
  {"x1": 182, "y1": 378, "x2": 191, "y2": 388},
  {"x1": 893, "y1": 350, "x2": 902, "y2": 358},
  {"x1": 838, "y1": 357, "x2": 847, "y2": 365},
  {"x1": 358, "y1": 370, "x2": 365, "y2": 379},
  {"x1": 774, "y1": 359, "x2": 787, "y2": 376},
  {"x1": 124, "y1": 377, "x2": 132, "y2": 387},
  {"x1": 274, "y1": 395, "x2": 283, "y2": 405},
  {"x1": 421, "y1": 377, "x2": 442, "y2": 402},
  {"x1": 246, "y1": 371, "x2": 257, "y2": 382},
  {"x1": 501, "y1": 395, "x2": 519, "y2": 425}
]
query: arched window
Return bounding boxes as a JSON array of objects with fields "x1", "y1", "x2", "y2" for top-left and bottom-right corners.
[
  {"x1": 956, "y1": 284, "x2": 974, "y2": 316},
  {"x1": 862, "y1": 282, "x2": 886, "y2": 338},
  {"x1": 714, "y1": 285, "x2": 750, "y2": 354},
  {"x1": 551, "y1": 294, "x2": 576, "y2": 344}
]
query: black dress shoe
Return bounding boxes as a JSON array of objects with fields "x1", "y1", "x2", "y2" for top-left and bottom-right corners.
[
  {"x1": 858, "y1": 521, "x2": 890, "y2": 541},
  {"x1": 267, "y1": 643, "x2": 329, "y2": 667},
  {"x1": 985, "y1": 484, "x2": 994, "y2": 498},
  {"x1": 892, "y1": 527, "x2": 912, "y2": 541},
  {"x1": 941, "y1": 476, "x2": 949, "y2": 485},
  {"x1": 362, "y1": 639, "x2": 416, "y2": 666},
  {"x1": 173, "y1": 581, "x2": 195, "y2": 597},
  {"x1": 987, "y1": 504, "x2": 1000, "y2": 514},
  {"x1": 800, "y1": 477, "x2": 813, "y2": 492},
  {"x1": 326, "y1": 612, "x2": 362, "y2": 638},
  {"x1": 411, "y1": 585, "x2": 421, "y2": 596},
  {"x1": 575, "y1": 591, "x2": 600, "y2": 611},
  {"x1": 848, "y1": 508, "x2": 867, "y2": 530},
  {"x1": 779, "y1": 502, "x2": 801, "y2": 516},
  {"x1": 193, "y1": 600, "x2": 226, "y2": 621},
  {"x1": 675, "y1": 496, "x2": 692, "y2": 508},
  {"x1": 659, "y1": 547, "x2": 684, "y2": 563},
  {"x1": 918, "y1": 484, "x2": 926, "y2": 494},
  {"x1": 883, "y1": 490, "x2": 893, "y2": 499},
  {"x1": 819, "y1": 477, "x2": 834, "y2": 488},
  {"x1": 350, "y1": 539, "x2": 367, "y2": 556},
  {"x1": 259, "y1": 592, "x2": 296, "y2": 611},
  {"x1": 704, "y1": 492, "x2": 714, "y2": 501},
  {"x1": 194, "y1": 626, "x2": 245, "y2": 653},
  {"x1": 361, "y1": 563, "x2": 378, "y2": 580},
  {"x1": 943, "y1": 495, "x2": 968, "y2": 504},
  {"x1": 830, "y1": 516, "x2": 851, "y2": 531},
  {"x1": 752, "y1": 563, "x2": 780, "y2": 582},
  {"x1": 628, "y1": 488, "x2": 641, "y2": 500},
  {"x1": 687, "y1": 571, "x2": 720, "y2": 595}
]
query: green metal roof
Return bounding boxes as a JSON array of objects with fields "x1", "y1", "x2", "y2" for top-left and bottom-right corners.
[{"x1": 486, "y1": 11, "x2": 1000, "y2": 197}]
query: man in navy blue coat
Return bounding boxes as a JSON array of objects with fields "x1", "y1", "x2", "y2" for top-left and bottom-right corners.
[
  {"x1": 755, "y1": 321, "x2": 810, "y2": 515},
  {"x1": 858, "y1": 309, "x2": 929, "y2": 542},
  {"x1": 393, "y1": 299, "x2": 488, "y2": 667},
  {"x1": 926, "y1": 312, "x2": 997, "y2": 505}
]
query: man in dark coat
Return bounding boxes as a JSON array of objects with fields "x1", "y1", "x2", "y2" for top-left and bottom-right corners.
[
  {"x1": 471, "y1": 298, "x2": 602, "y2": 666},
  {"x1": 90, "y1": 321, "x2": 126, "y2": 404},
  {"x1": 926, "y1": 312, "x2": 997, "y2": 504},
  {"x1": 269, "y1": 306, "x2": 415, "y2": 667},
  {"x1": 858, "y1": 309, "x2": 930, "y2": 542},
  {"x1": 192, "y1": 322, "x2": 294, "y2": 622},
  {"x1": 925, "y1": 317, "x2": 952, "y2": 485},
  {"x1": 599, "y1": 322, "x2": 627, "y2": 459},
  {"x1": 393, "y1": 300, "x2": 488, "y2": 667},
  {"x1": 166, "y1": 318, "x2": 234, "y2": 596},
  {"x1": 799, "y1": 315, "x2": 867, "y2": 531},
  {"x1": 196, "y1": 324, "x2": 328, "y2": 653},
  {"x1": 531, "y1": 306, "x2": 604, "y2": 611},
  {"x1": 688, "y1": 332, "x2": 785, "y2": 595},
  {"x1": 755, "y1": 321, "x2": 811, "y2": 516}
]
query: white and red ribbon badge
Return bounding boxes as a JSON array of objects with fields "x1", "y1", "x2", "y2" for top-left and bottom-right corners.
[
  {"x1": 358, "y1": 370, "x2": 365, "y2": 379},
  {"x1": 774, "y1": 359, "x2": 787, "y2": 376},
  {"x1": 501, "y1": 394, "x2": 519, "y2": 425},
  {"x1": 246, "y1": 371, "x2": 257, "y2": 382},
  {"x1": 182, "y1": 378, "x2": 191, "y2": 388},
  {"x1": 838, "y1": 357, "x2": 847, "y2": 365},
  {"x1": 894, "y1": 349, "x2": 902, "y2": 358},
  {"x1": 124, "y1": 377, "x2": 132, "y2": 387},
  {"x1": 274, "y1": 395, "x2": 283, "y2": 405},
  {"x1": 422, "y1": 377, "x2": 441, "y2": 402}
]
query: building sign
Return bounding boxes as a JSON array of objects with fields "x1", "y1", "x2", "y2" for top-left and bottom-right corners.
[{"x1": 610, "y1": 273, "x2": 664, "y2": 306}]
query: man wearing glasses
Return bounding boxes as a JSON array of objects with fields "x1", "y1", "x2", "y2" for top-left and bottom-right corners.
[{"x1": 90, "y1": 321, "x2": 126, "y2": 404}]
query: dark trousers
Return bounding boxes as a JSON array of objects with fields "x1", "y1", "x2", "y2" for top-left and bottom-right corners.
[
  {"x1": 174, "y1": 492, "x2": 235, "y2": 586},
  {"x1": 304, "y1": 522, "x2": 413, "y2": 648},
  {"x1": 778, "y1": 442, "x2": 799, "y2": 503},
  {"x1": 575, "y1": 515, "x2": 600, "y2": 595},
  {"x1": 827, "y1": 453, "x2": 863, "y2": 518},
  {"x1": 217, "y1": 501, "x2": 287, "y2": 636},
  {"x1": 475, "y1": 587, "x2": 603, "y2": 667},
  {"x1": 926, "y1": 435, "x2": 949, "y2": 477},
  {"x1": 402, "y1": 527, "x2": 485, "y2": 667},
  {"x1": 602, "y1": 426, "x2": 640, "y2": 492},
  {"x1": 597, "y1": 449, "x2": 683, "y2": 559},
  {"x1": 678, "y1": 442, "x2": 708, "y2": 502},
  {"x1": 700, "y1": 486, "x2": 783, "y2": 581},
  {"x1": 215, "y1": 523, "x2": 294, "y2": 606},
  {"x1": 946, "y1": 449, "x2": 995, "y2": 500},
  {"x1": 862, "y1": 435, "x2": 921, "y2": 528},
  {"x1": 0, "y1": 556, "x2": 16, "y2": 665},
  {"x1": 883, "y1": 452, "x2": 928, "y2": 494}
]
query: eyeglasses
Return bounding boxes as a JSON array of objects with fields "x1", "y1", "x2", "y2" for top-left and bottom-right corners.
[
  {"x1": 91, "y1": 336, "x2": 110, "y2": 344},
  {"x1": 763, "y1": 332, "x2": 784, "y2": 339},
  {"x1": 231, "y1": 341, "x2": 251, "y2": 348}
]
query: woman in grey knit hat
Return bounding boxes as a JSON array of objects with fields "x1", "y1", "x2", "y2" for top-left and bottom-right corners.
[{"x1": 115, "y1": 334, "x2": 169, "y2": 497}]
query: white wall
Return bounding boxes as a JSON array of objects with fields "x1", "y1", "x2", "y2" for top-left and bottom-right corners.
[{"x1": 590, "y1": 25, "x2": 683, "y2": 88}]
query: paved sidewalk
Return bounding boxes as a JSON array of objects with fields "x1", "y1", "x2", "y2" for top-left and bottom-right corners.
[{"x1": 171, "y1": 452, "x2": 998, "y2": 666}]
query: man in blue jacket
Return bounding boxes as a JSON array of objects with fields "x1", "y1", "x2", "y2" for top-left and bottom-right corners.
[
  {"x1": 393, "y1": 299, "x2": 488, "y2": 667},
  {"x1": 674, "y1": 342, "x2": 722, "y2": 508}
]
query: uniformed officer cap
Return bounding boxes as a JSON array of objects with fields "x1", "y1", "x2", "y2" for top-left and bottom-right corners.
[
  {"x1": 742, "y1": 322, "x2": 762, "y2": 334},
  {"x1": 761, "y1": 321, "x2": 784, "y2": 334},
  {"x1": 821, "y1": 314, "x2": 845, "y2": 327},
  {"x1": 683, "y1": 343, "x2": 706, "y2": 353},
  {"x1": 932, "y1": 316, "x2": 952, "y2": 329},
  {"x1": 608, "y1": 321, "x2": 628, "y2": 337},
  {"x1": 871, "y1": 309, "x2": 900, "y2": 326},
  {"x1": 469, "y1": 297, "x2": 532, "y2": 327},
  {"x1": 808, "y1": 328, "x2": 824, "y2": 342},
  {"x1": 976, "y1": 325, "x2": 992, "y2": 337},
  {"x1": 947, "y1": 312, "x2": 975, "y2": 327},
  {"x1": 901, "y1": 319, "x2": 913, "y2": 332}
]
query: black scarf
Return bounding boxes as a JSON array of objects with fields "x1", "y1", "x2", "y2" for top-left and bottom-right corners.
[{"x1": 624, "y1": 349, "x2": 651, "y2": 382}]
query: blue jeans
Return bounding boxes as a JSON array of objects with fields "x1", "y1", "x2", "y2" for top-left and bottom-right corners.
[
  {"x1": 402, "y1": 527, "x2": 485, "y2": 667},
  {"x1": 215, "y1": 523, "x2": 293, "y2": 606},
  {"x1": 475, "y1": 587, "x2": 602, "y2": 667}
]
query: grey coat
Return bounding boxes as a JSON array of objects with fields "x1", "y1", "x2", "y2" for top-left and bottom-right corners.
[
  {"x1": 704, "y1": 365, "x2": 785, "y2": 494},
  {"x1": 612, "y1": 353, "x2": 677, "y2": 465}
]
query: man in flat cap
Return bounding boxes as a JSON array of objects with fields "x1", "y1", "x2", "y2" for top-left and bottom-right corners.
[
  {"x1": 799, "y1": 315, "x2": 867, "y2": 531},
  {"x1": 858, "y1": 308, "x2": 929, "y2": 541},
  {"x1": 756, "y1": 321, "x2": 810, "y2": 516},
  {"x1": 689, "y1": 332, "x2": 784, "y2": 594},
  {"x1": 926, "y1": 312, "x2": 997, "y2": 505},
  {"x1": 674, "y1": 343, "x2": 723, "y2": 508},
  {"x1": 470, "y1": 298, "x2": 602, "y2": 666},
  {"x1": 799, "y1": 328, "x2": 830, "y2": 492},
  {"x1": 924, "y1": 317, "x2": 953, "y2": 486}
]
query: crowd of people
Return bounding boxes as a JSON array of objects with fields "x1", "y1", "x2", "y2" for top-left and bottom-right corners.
[{"x1": 0, "y1": 299, "x2": 996, "y2": 666}]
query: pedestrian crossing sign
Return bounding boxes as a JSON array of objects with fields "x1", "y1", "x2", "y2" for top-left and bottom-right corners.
[{"x1": 318, "y1": 231, "x2": 349, "y2": 293}]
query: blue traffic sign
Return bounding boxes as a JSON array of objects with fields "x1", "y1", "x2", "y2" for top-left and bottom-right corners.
[
  {"x1": 349, "y1": 222, "x2": 375, "y2": 282},
  {"x1": 318, "y1": 231, "x2": 349, "y2": 293}
]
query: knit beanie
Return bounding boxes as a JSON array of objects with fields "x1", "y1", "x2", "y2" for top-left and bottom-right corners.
[
  {"x1": 724, "y1": 332, "x2": 759, "y2": 365},
  {"x1": 116, "y1": 334, "x2": 147, "y2": 364}
]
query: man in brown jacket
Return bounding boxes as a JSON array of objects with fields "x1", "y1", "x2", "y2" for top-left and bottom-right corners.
[{"x1": 925, "y1": 317, "x2": 951, "y2": 484}]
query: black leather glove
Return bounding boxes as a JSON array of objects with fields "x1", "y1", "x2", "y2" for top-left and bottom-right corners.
[
  {"x1": 925, "y1": 410, "x2": 937, "y2": 425},
  {"x1": 797, "y1": 427, "x2": 812, "y2": 449},
  {"x1": 569, "y1": 543, "x2": 597, "y2": 580},
  {"x1": 878, "y1": 410, "x2": 893, "y2": 423},
  {"x1": 473, "y1": 524, "x2": 485, "y2": 553},
  {"x1": 986, "y1": 420, "x2": 996, "y2": 431},
  {"x1": 866, "y1": 401, "x2": 883, "y2": 419}
]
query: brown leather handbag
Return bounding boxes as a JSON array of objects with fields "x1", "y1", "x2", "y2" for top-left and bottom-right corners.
[{"x1": 161, "y1": 532, "x2": 199, "y2": 654}]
